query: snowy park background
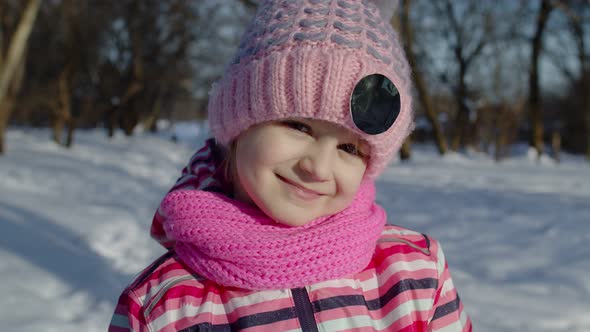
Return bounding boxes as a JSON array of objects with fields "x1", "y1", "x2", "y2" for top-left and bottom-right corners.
[{"x1": 1, "y1": 123, "x2": 589, "y2": 332}]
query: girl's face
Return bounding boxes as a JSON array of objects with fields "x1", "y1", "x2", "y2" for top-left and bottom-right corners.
[{"x1": 232, "y1": 118, "x2": 369, "y2": 227}]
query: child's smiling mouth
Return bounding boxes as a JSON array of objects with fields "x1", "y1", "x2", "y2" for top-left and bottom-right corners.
[{"x1": 275, "y1": 173, "x2": 325, "y2": 200}]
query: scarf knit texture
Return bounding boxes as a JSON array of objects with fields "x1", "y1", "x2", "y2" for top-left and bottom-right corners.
[{"x1": 155, "y1": 139, "x2": 387, "y2": 290}]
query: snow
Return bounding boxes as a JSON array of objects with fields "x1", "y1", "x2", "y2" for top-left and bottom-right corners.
[{"x1": 1, "y1": 125, "x2": 589, "y2": 332}]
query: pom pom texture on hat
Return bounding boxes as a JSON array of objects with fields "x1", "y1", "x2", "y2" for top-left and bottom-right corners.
[{"x1": 208, "y1": 0, "x2": 414, "y2": 178}]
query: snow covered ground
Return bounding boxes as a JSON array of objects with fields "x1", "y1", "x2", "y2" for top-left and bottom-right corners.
[{"x1": 1, "y1": 124, "x2": 589, "y2": 332}]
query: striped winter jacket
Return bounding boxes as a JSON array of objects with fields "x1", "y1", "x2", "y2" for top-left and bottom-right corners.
[
  {"x1": 109, "y1": 140, "x2": 472, "y2": 331},
  {"x1": 109, "y1": 226, "x2": 471, "y2": 332}
]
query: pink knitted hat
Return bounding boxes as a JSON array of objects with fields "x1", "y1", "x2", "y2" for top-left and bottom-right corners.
[{"x1": 207, "y1": 0, "x2": 414, "y2": 178}]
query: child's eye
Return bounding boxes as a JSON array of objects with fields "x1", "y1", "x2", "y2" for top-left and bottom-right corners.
[
  {"x1": 282, "y1": 120, "x2": 311, "y2": 134},
  {"x1": 339, "y1": 143, "x2": 364, "y2": 157}
]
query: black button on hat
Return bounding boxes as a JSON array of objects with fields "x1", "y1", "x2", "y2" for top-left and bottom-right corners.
[{"x1": 350, "y1": 74, "x2": 400, "y2": 135}]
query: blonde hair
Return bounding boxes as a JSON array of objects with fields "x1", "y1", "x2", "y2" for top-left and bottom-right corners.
[{"x1": 218, "y1": 139, "x2": 237, "y2": 187}]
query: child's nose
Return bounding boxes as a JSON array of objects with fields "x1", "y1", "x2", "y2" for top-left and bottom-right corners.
[{"x1": 297, "y1": 144, "x2": 334, "y2": 182}]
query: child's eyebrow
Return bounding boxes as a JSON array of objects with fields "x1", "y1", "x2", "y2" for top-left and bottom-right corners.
[{"x1": 297, "y1": 118, "x2": 369, "y2": 148}]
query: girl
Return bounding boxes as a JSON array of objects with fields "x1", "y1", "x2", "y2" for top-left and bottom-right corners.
[{"x1": 109, "y1": 0, "x2": 471, "y2": 331}]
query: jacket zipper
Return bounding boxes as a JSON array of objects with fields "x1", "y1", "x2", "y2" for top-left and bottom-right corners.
[
  {"x1": 291, "y1": 287, "x2": 319, "y2": 332},
  {"x1": 377, "y1": 237, "x2": 431, "y2": 255},
  {"x1": 144, "y1": 275, "x2": 197, "y2": 317}
]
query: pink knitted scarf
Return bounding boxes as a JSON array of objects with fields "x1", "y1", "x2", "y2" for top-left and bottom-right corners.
[
  {"x1": 160, "y1": 183, "x2": 385, "y2": 290},
  {"x1": 155, "y1": 139, "x2": 386, "y2": 290}
]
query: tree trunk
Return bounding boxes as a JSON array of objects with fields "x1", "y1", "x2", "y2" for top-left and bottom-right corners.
[
  {"x1": 142, "y1": 88, "x2": 165, "y2": 133},
  {"x1": 577, "y1": 41, "x2": 590, "y2": 161},
  {"x1": 400, "y1": 138, "x2": 412, "y2": 160},
  {"x1": 583, "y1": 73, "x2": 590, "y2": 161},
  {"x1": 528, "y1": 0, "x2": 553, "y2": 160},
  {"x1": 0, "y1": 0, "x2": 40, "y2": 154},
  {"x1": 586, "y1": 110, "x2": 590, "y2": 160},
  {"x1": 0, "y1": 0, "x2": 41, "y2": 103},
  {"x1": 120, "y1": 16, "x2": 145, "y2": 137},
  {"x1": 0, "y1": 97, "x2": 15, "y2": 154},
  {"x1": 494, "y1": 127, "x2": 506, "y2": 162},
  {"x1": 116, "y1": 81, "x2": 143, "y2": 137},
  {"x1": 551, "y1": 129, "x2": 561, "y2": 162},
  {"x1": 52, "y1": 66, "x2": 72, "y2": 145},
  {"x1": 400, "y1": 0, "x2": 447, "y2": 155},
  {"x1": 559, "y1": 0, "x2": 589, "y2": 159},
  {"x1": 65, "y1": 115, "x2": 75, "y2": 148},
  {"x1": 0, "y1": 49, "x2": 27, "y2": 155},
  {"x1": 120, "y1": 107, "x2": 138, "y2": 136},
  {"x1": 440, "y1": 0, "x2": 489, "y2": 152},
  {"x1": 581, "y1": 72, "x2": 589, "y2": 161},
  {"x1": 451, "y1": 92, "x2": 470, "y2": 151},
  {"x1": 0, "y1": 125, "x2": 5, "y2": 154},
  {"x1": 52, "y1": 110, "x2": 63, "y2": 145},
  {"x1": 494, "y1": 107, "x2": 509, "y2": 162},
  {"x1": 452, "y1": 103, "x2": 470, "y2": 151},
  {"x1": 585, "y1": 78, "x2": 590, "y2": 160},
  {"x1": 582, "y1": 65, "x2": 589, "y2": 162},
  {"x1": 106, "y1": 106, "x2": 117, "y2": 138},
  {"x1": 451, "y1": 54, "x2": 470, "y2": 151},
  {"x1": 52, "y1": 113, "x2": 65, "y2": 144}
]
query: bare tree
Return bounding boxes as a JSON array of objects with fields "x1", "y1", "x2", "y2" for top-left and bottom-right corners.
[
  {"x1": 52, "y1": 0, "x2": 78, "y2": 146},
  {"x1": 100, "y1": 0, "x2": 197, "y2": 137},
  {"x1": 572, "y1": 16, "x2": 590, "y2": 160},
  {"x1": 557, "y1": 0, "x2": 590, "y2": 159},
  {"x1": 473, "y1": 2, "x2": 530, "y2": 161},
  {"x1": 433, "y1": 0, "x2": 493, "y2": 151},
  {"x1": 527, "y1": 0, "x2": 554, "y2": 160},
  {"x1": 399, "y1": 0, "x2": 448, "y2": 155}
]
